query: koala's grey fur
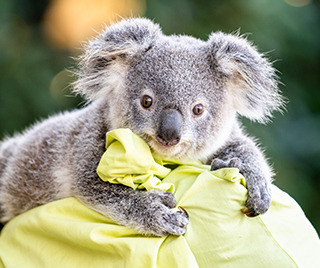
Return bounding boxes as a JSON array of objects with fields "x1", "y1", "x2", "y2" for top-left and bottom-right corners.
[{"x1": 0, "y1": 18, "x2": 283, "y2": 236}]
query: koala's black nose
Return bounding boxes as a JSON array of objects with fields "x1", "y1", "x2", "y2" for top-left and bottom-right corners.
[{"x1": 156, "y1": 109, "x2": 183, "y2": 146}]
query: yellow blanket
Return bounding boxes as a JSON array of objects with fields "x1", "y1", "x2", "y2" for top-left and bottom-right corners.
[{"x1": 0, "y1": 129, "x2": 319, "y2": 268}]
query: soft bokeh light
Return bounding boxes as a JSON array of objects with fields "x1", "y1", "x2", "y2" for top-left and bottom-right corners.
[
  {"x1": 284, "y1": 0, "x2": 313, "y2": 7},
  {"x1": 42, "y1": 0, "x2": 146, "y2": 50}
]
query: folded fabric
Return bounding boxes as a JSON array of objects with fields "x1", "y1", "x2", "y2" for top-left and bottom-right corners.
[
  {"x1": 0, "y1": 128, "x2": 319, "y2": 268},
  {"x1": 97, "y1": 129, "x2": 176, "y2": 193}
]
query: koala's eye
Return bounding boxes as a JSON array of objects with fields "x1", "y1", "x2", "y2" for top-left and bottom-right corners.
[
  {"x1": 192, "y1": 104, "x2": 204, "y2": 116},
  {"x1": 141, "y1": 95, "x2": 153, "y2": 109}
]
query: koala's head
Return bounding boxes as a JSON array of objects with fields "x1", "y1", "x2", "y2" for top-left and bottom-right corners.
[{"x1": 74, "y1": 18, "x2": 283, "y2": 162}]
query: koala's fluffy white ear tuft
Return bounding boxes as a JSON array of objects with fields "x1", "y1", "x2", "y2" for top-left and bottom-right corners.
[
  {"x1": 208, "y1": 32, "x2": 284, "y2": 123},
  {"x1": 73, "y1": 18, "x2": 162, "y2": 102}
]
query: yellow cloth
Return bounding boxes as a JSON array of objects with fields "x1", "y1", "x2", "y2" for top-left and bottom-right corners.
[
  {"x1": 97, "y1": 129, "x2": 176, "y2": 193},
  {"x1": 0, "y1": 128, "x2": 319, "y2": 268}
]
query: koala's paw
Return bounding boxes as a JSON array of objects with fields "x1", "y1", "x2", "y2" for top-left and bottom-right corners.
[
  {"x1": 241, "y1": 183, "x2": 272, "y2": 217},
  {"x1": 210, "y1": 158, "x2": 271, "y2": 217},
  {"x1": 140, "y1": 189, "x2": 189, "y2": 237},
  {"x1": 210, "y1": 157, "x2": 242, "y2": 171}
]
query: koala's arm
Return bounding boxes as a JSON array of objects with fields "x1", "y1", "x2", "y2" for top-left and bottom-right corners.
[
  {"x1": 210, "y1": 127, "x2": 273, "y2": 217},
  {"x1": 73, "y1": 178, "x2": 188, "y2": 236}
]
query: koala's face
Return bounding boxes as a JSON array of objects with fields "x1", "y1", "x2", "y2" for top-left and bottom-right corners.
[
  {"x1": 123, "y1": 37, "x2": 237, "y2": 162},
  {"x1": 75, "y1": 18, "x2": 282, "y2": 162}
]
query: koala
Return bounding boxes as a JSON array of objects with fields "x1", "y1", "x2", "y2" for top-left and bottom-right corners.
[{"x1": 0, "y1": 18, "x2": 283, "y2": 236}]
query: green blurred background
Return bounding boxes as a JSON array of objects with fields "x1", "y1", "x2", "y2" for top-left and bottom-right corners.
[{"x1": 0, "y1": 0, "x2": 319, "y2": 235}]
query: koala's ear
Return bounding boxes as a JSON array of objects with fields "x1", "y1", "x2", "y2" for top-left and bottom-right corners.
[
  {"x1": 73, "y1": 18, "x2": 161, "y2": 101},
  {"x1": 207, "y1": 32, "x2": 284, "y2": 123}
]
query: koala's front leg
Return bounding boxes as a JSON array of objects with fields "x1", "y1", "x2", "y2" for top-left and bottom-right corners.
[
  {"x1": 73, "y1": 177, "x2": 188, "y2": 236},
  {"x1": 210, "y1": 136, "x2": 273, "y2": 217}
]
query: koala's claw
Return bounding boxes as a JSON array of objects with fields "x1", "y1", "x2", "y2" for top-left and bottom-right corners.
[
  {"x1": 241, "y1": 207, "x2": 258, "y2": 217},
  {"x1": 178, "y1": 206, "x2": 189, "y2": 219}
]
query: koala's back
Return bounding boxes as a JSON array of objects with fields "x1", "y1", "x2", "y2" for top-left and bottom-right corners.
[{"x1": 0, "y1": 100, "x2": 108, "y2": 222}]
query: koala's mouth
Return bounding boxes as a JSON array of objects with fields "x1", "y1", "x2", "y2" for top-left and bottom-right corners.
[
  {"x1": 145, "y1": 134, "x2": 189, "y2": 160},
  {"x1": 155, "y1": 135, "x2": 180, "y2": 146}
]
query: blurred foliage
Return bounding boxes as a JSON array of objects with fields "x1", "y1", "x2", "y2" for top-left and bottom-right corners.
[{"x1": 0, "y1": 0, "x2": 319, "y2": 235}]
